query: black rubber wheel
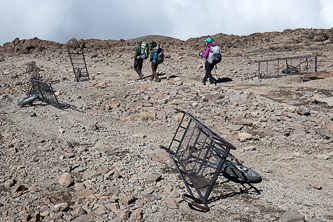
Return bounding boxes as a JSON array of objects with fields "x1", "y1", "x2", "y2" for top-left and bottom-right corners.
[
  {"x1": 221, "y1": 160, "x2": 262, "y2": 183},
  {"x1": 17, "y1": 94, "x2": 39, "y2": 106}
]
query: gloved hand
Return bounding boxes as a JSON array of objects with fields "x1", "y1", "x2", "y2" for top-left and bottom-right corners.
[{"x1": 199, "y1": 52, "x2": 202, "y2": 57}]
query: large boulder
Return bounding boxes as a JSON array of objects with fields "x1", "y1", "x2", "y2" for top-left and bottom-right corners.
[{"x1": 66, "y1": 38, "x2": 79, "y2": 48}]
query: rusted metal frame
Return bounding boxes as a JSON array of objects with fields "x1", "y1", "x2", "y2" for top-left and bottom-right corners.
[
  {"x1": 253, "y1": 54, "x2": 320, "y2": 63},
  {"x1": 67, "y1": 46, "x2": 76, "y2": 77},
  {"x1": 176, "y1": 122, "x2": 211, "y2": 200},
  {"x1": 256, "y1": 54, "x2": 323, "y2": 78},
  {"x1": 31, "y1": 78, "x2": 62, "y2": 108},
  {"x1": 169, "y1": 109, "x2": 236, "y2": 210},
  {"x1": 67, "y1": 46, "x2": 89, "y2": 80},
  {"x1": 81, "y1": 47, "x2": 89, "y2": 78}
]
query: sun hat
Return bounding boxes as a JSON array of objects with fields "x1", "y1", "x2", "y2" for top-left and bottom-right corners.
[{"x1": 204, "y1": 38, "x2": 212, "y2": 43}]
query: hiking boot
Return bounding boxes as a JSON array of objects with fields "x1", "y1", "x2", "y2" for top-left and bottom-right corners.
[
  {"x1": 139, "y1": 73, "x2": 144, "y2": 79},
  {"x1": 155, "y1": 79, "x2": 161, "y2": 82}
]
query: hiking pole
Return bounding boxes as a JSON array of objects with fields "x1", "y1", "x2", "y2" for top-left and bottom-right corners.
[{"x1": 201, "y1": 57, "x2": 205, "y2": 72}]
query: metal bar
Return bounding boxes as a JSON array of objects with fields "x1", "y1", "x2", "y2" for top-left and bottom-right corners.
[
  {"x1": 175, "y1": 118, "x2": 193, "y2": 154},
  {"x1": 252, "y1": 54, "x2": 324, "y2": 63},
  {"x1": 171, "y1": 155, "x2": 196, "y2": 199},
  {"x1": 203, "y1": 147, "x2": 230, "y2": 202},
  {"x1": 168, "y1": 113, "x2": 186, "y2": 151},
  {"x1": 186, "y1": 127, "x2": 205, "y2": 172},
  {"x1": 315, "y1": 56, "x2": 317, "y2": 72},
  {"x1": 81, "y1": 47, "x2": 89, "y2": 78},
  {"x1": 188, "y1": 133, "x2": 208, "y2": 176}
]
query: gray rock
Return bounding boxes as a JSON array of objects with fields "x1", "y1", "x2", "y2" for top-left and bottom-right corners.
[
  {"x1": 238, "y1": 132, "x2": 253, "y2": 141},
  {"x1": 53, "y1": 202, "x2": 69, "y2": 212},
  {"x1": 307, "y1": 219, "x2": 325, "y2": 222},
  {"x1": 279, "y1": 211, "x2": 305, "y2": 222},
  {"x1": 146, "y1": 173, "x2": 162, "y2": 183},
  {"x1": 58, "y1": 173, "x2": 74, "y2": 187},
  {"x1": 296, "y1": 106, "x2": 310, "y2": 116},
  {"x1": 4, "y1": 179, "x2": 16, "y2": 189},
  {"x1": 72, "y1": 207, "x2": 87, "y2": 217}
]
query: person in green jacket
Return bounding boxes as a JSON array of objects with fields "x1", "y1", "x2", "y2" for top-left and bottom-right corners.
[{"x1": 134, "y1": 42, "x2": 144, "y2": 79}]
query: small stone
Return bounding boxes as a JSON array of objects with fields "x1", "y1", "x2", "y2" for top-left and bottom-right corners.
[
  {"x1": 162, "y1": 197, "x2": 179, "y2": 209},
  {"x1": 316, "y1": 154, "x2": 329, "y2": 160},
  {"x1": 95, "y1": 81, "x2": 107, "y2": 88},
  {"x1": 238, "y1": 132, "x2": 253, "y2": 142},
  {"x1": 243, "y1": 146, "x2": 256, "y2": 151},
  {"x1": 146, "y1": 173, "x2": 162, "y2": 183},
  {"x1": 63, "y1": 141, "x2": 73, "y2": 149},
  {"x1": 4, "y1": 179, "x2": 16, "y2": 189},
  {"x1": 72, "y1": 207, "x2": 87, "y2": 217},
  {"x1": 58, "y1": 173, "x2": 74, "y2": 187},
  {"x1": 105, "y1": 202, "x2": 120, "y2": 212},
  {"x1": 279, "y1": 211, "x2": 305, "y2": 222},
  {"x1": 132, "y1": 133, "x2": 146, "y2": 138},
  {"x1": 132, "y1": 209, "x2": 143, "y2": 220},
  {"x1": 53, "y1": 202, "x2": 69, "y2": 212},
  {"x1": 119, "y1": 193, "x2": 135, "y2": 206},
  {"x1": 311, "y1": 182, "x2": 322, "y2": 190}
]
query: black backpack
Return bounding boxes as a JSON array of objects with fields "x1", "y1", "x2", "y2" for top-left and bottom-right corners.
[
  {"x1": 157, "y1": 47, "x2": 164, "y2": 63},
  {"x1": 139, "y1": 41, "x2": 149, "y2": 59}
]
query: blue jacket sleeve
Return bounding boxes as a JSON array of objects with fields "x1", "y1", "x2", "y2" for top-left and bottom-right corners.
[{"x1": 152, "y1": 48, "x2": 158, "y2": 63}]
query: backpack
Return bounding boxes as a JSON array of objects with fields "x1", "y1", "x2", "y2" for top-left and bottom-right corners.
[
  {"x1": 157, "y1": 47, "x2": 164, "y2": 63},
  {"x1": 208, "y1": 45, "x2": 222, "y2": 64},
  {"x1": 139, "y1": 41, "x2": 149, "y2": 59},
  {"x1": 150, "y1": 49, "x2": 155, "y2": 62}
]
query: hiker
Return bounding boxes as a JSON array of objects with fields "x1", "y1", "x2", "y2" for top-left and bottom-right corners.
[
  {"x1": 150, "y1": 41, "x2": 163, "y2": 82},
  {"x1": 134, "y1": 41, "x2": 149, "y2": 79},
  {"x1": 199, "y1": 37, "x2": 217, "y2": 85}
]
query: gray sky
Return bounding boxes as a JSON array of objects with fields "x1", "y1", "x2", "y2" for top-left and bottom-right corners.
[{"x1": 1, "y1": 0, "x2": 332, "y2": 45}]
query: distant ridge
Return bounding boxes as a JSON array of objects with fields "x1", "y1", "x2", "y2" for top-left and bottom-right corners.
[{"x1": 126, "y1": 35, "x2": 182, "y2": 43}]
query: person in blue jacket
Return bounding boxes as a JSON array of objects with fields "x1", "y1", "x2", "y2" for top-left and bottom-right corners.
[
  {"x1": 150, "y1": 41, "x2": 161, "y2": 82},
  {"x1": 199, "y1": 37, "x2": 217, "y2": 85}
]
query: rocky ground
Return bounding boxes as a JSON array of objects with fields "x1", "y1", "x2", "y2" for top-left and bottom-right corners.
[{"x1": 1, "y1": 29, "x2": 333, "y2": 221}]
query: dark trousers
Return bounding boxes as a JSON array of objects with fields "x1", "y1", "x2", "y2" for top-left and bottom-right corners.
[
  {"x1": 134, "y1": 59, "x2": 143, "y2": 75},
  {"x1": 203, "y1": 61, "x2": 216, "y2": 84},
  {"x1": 151, "y1": 62, "x2": 159, "y2": 80}
]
